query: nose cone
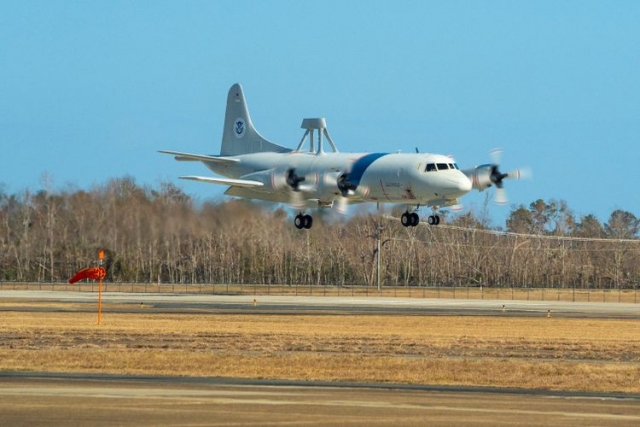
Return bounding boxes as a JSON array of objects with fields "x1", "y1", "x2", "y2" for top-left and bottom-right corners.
[{"x1": 444, "y1": 173, "x2": 472, "y2": 194}]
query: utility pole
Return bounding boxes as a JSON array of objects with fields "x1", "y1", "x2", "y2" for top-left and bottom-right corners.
[
  {"x1": 372, "y1": 221, "x2": 388, "y2": 292},
  {"x1": 376, "y1": 225, "x2": 381, "y2": 291}
]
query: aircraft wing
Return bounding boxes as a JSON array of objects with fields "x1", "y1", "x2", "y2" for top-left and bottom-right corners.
[
  {"x1": 158, "y1": 150, "x2": 240, "y2": 164},
  {"x1": 225, "y1": 186, "x2": 290, "y2": 203},
  {"x1": 179, "y1": 175, "x2": 264, "y2": 189}
]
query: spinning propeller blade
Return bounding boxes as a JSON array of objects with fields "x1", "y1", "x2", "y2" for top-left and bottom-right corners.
[
  {"x1": 487, "y1": 148, "x2": 530, "y2": 205},
  {"x1": 334, "y1": 195, "x2": 349, "y2": 214}
]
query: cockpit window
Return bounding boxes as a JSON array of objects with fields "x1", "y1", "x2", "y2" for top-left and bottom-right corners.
[{"x1": 426, "y1": 162, "x2": 459, "y2": 172}]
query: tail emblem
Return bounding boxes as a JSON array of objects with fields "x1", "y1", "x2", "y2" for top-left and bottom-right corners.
[{"x1": 234, "y1": 118, "x2": 246, "y2": 138}]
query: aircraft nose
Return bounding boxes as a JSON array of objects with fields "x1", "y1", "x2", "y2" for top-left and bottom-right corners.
[
  {"x1": 445, "y1": 173, "x2": 472, "y2": 193},
  {"x1": 457, "y1": 174, "x2": 472, "y2": 192}
]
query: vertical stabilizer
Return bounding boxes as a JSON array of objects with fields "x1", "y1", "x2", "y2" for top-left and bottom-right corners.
[{"x1": 220, "y1": 84, "x2": 291, "y2": 156}]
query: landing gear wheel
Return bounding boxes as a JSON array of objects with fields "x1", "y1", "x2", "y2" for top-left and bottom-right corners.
[
  {"x1": 410, "y1": 212, "x2": 419, "y2": 227},
  {"x1": 401, "y1": 212, "x2": 411, "y2": 227},
  {"x1": 295, "y1": 213, "x2": 313, "y2": 229},
  {"x1": 427, "y1": 215, "x2": 441, "y2": 225},
  {"x1": 303, "y1": 214, "x2": 313, "y2": 229},
  {"x1": 402, "y1": 212, "x2": 420, "y2": 227}
]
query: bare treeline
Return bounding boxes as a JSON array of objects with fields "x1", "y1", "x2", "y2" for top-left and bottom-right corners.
[{"x1": 1, "y1": 176, "x2": 639, "y2": 288}]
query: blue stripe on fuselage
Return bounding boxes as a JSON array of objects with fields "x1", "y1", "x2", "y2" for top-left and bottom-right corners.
[{"x1": 349, "y1": 153, "x2": 388, "y2": 186}]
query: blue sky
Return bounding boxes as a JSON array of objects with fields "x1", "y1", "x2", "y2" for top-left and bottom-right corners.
[{"x1": 1, "y1": 1, "x2": 639, "y2": 227}]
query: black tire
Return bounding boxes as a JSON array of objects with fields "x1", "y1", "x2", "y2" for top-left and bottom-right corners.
[
  {"x1": 410, "y1": 212, "x2": 419, "y2": 226},
  {"x1": 435, "y1": 215, "x2": 441, "y2": 225},
  {"x1": 427, "y1": 215, "x2": 436, "y2": 225},
  {"x1": 303, "y1": 214, "x2": 313, "y2": 229},
  {"x1": 294, "y1": 214, "x2": 304, "y2": 229},
  {"x1": 401, "y1": 212, "x2": 411, "y2": 227}
]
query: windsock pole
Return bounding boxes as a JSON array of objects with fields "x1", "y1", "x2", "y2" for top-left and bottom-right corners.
[
  {"x1": 68, "y1": 251, "x2": 107, "y2": 325},
  {"x1": 98, "y1": 249, "x2": 105, "y2": 325}
]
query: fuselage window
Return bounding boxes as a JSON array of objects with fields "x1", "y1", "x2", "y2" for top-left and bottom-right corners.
[
  {"x1": 436, "y1": 163, "x2": 449, "y2": 170},
  {"x1": 425, "y1": 163, "x2": 437, "y2": 172}
]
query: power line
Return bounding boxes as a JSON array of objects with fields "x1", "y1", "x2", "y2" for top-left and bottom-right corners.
[{"x1": 382, "y1": 215, "x2": 640, "y2": 244}]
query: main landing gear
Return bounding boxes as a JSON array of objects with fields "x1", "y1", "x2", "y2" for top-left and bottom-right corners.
[
  {"x1": 400, "y1": 211, "x2": 441, "y2": 227},
  {"x1": 294, "y1": 213, "x2": 313, "y2": 229},
  {"x1": 401, "y1": 211, "x2": 420, "y2": 227}
]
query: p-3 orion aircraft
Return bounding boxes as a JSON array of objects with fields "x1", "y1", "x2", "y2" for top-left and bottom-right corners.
[{"x1": 160, "y1": 84, "x2": 527, "y2": 229}]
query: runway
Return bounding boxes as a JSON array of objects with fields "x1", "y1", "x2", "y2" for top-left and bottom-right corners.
[
  {"x1": 1, "y1": 373, "x2": 640, "y2": 427},
  {"x1": 1, "y1": 290, "x2": 639, "y2": 318},
  {"x1": 2, "y1": 290, "x2": 640, "y2": 425}
]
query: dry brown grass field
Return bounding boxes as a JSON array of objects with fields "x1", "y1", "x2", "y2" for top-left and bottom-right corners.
[{"x1": 1, "y1": 302, "x2": 640, "y2": 393}]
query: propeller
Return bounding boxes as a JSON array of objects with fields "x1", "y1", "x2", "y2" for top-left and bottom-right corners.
[
  {"x1": 489, "y1": 147, "x2": 503, "y2": 165},
  {"x1": 336, "y1": 172, "x2": 356, "y2": 198},
  {"x1": 324, "y1": 159, "x2": 359, "y2": 215},
  {"x1": 269, "y1": 168, "x2": 309, "y2": 209},
  {"x1": 465, "y1": 149, "x2": 529, "y2": 204},
  {"x1": 285, "y1": 168, "x2": 306, "y2": 191},
  {"x1": 489, "y1": 164, "x2": 508, "y2": 205},
  {"x1": 334, "y1": 194, "x2": 349, "y2": 214},
  {"x1": 321, "y1": 171, "x2": 351, "y2": 214},
  {"x1": 486, "y1": 148, "x2": 530, "y2": 205}
]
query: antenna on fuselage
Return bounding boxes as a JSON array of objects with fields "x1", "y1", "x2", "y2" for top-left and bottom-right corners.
[{"x1": 296, "y1": 118, "x2": 339, "y2": 154}]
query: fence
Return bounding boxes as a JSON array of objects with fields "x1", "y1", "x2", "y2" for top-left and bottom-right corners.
[{"x1": 1, "y1": 282, "x2": 638, "y2": 303}]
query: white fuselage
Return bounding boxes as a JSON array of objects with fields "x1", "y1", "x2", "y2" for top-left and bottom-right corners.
[{"x1": 204, "y1": 151, "x2": 472, "y2": 208}]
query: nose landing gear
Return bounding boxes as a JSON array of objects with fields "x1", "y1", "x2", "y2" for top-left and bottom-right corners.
[
  {"x1": 294, "y1": 213, "x2": 313, "y2": 229},
  {"x1": 427, "y1": 214, "x2": 441, "y2": 225}
]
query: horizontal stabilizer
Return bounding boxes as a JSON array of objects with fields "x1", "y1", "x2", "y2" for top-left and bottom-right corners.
[
  {"x1": 158, "y1": 150, "x2": 239, "y2": 163},
  {"x1": 179, "y1": 175, "x2": 264, "y2": 188}
]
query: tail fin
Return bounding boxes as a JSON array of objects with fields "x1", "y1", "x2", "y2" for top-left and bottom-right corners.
[{"x1": 220, "y1": 83, "x2": 291, "y2": 156}]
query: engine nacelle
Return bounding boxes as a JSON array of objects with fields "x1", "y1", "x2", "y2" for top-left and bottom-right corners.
[
  {"x1": 240, "y1": 168, "x2": 298, "y2": 192},
  {"x1": 463, "y1": 164, "x2": 495, "y2": 191}
]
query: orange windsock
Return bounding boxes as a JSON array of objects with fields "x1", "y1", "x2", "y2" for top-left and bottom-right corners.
[{"x1": 68, "y1": 267, "x2": 106, "y2": 284}]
